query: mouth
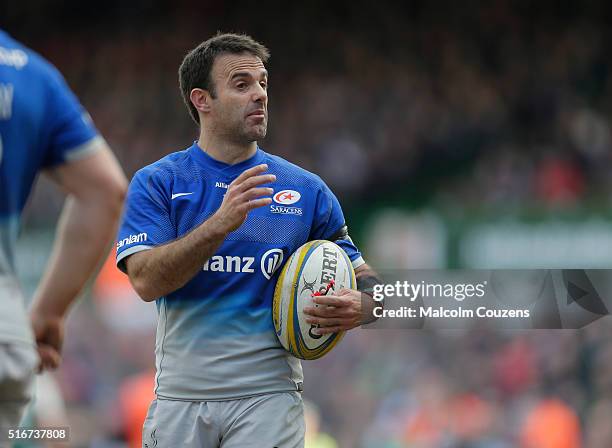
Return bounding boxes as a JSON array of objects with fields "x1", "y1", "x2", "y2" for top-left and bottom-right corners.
[{"x1": 247, "y1": 110, "x2": 266, "y2": 118}]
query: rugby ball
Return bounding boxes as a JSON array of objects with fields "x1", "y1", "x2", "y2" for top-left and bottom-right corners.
[{"x1": 273, "y1": 240, "x2": 356, "y2": 360}]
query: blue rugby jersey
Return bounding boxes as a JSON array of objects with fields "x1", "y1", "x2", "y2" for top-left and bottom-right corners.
[
  {"x1": 0, "y1": 29, "x2": 100, "y2": 344},
  {"x1": 116, "y1": 142, "x2": 365, "y2": 400}
]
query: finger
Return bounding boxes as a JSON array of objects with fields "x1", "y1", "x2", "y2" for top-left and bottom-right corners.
[
  {"x1": 235, "y1": 174, "x2": 276, "y2": 193},
  {"x1": 41, "y1": 347, "x2": 60, "y2": 370},
  {"x1": 311, "y1": 296, "x2": 349, "y2": 307},
  {"x1": 37, "y1": 345, "x2": 61, "y2": 371},
  {"x1": 242, "y1": 197, "x2": 273, "y2": 212},
  {"x1": 241, "y1": 187, "x2": 274, "y2": 202},
  {"x1": 47, "y1": 352, "x2": 61, "y2": 370},
  {"x1": 231, "y1": 164, "x2": 270, "y2": 187},
  {"x1": 305, "y1": 317, "x2": 346, "y2": 327},
  {"x1": 337, "y1": 288, "x2": 354, "y2": 296},
  {"x1": 303, "y1": 305, "x2": 341, "y2": 318}
]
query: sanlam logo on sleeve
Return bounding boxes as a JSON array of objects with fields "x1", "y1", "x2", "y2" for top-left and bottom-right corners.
[{"x1": 117, "y1": 232, "x2": 148, "y2": 249}]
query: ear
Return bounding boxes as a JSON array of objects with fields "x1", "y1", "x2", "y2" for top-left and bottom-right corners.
[{"x1": 190, "y1": 88, "x2": 212, "y2": 115}]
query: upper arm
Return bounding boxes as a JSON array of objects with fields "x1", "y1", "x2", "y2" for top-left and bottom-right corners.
[
  {"x1": 44, "y1": 139, "x2": 127, "y2": 200},
  {"x1": 310, "y1": 182, "x2": 365, "y2": 269},
  {"x1": 115, "y1": 168, "x2": 177, "y2": 273}
]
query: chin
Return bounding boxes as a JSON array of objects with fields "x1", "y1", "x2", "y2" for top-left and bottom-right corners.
[{"x1": 244, "y1": 126, "x2": 267, "y2": 142}]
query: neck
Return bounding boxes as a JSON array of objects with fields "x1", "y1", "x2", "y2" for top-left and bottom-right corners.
[{"x1": 197, "y1": 128, "x2": 257, "y2": 165}]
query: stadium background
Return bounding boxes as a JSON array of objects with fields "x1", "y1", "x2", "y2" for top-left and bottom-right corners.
[{"x1": 2, "y1": 1, "x2": 612, "y2": 446}]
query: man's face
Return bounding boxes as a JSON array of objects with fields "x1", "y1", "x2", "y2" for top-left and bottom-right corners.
[{"x1": 207, "y1": 52, "x2": 268, "y2": 143}]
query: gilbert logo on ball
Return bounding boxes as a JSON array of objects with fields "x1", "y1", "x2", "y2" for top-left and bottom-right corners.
[
  {"x1": 273, "y1": 240, "x2": 356, "y2": 360},
  {"x1": 273, "y1": 190, "x2": 301, "y2": 205}
]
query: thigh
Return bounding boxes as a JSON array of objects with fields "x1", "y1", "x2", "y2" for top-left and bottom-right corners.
[
  {"x1": 142, "y1": 399, "x2": 221, "y2": 448},
  {"x1": 221, "y1": 392, "x2": 305, "y2": 448},
  {"x1": 0, "y1": 343, "x2": 38, "y2": 442}
]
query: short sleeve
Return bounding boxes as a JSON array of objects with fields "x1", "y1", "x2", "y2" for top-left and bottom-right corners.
[
  {"x1": 41, "y1": 66, "x2": 100, "y2": 167},
  {"x1": 116, "y1": 168, "x2": 177, "y2": 273},
  {"x1": 310, "y1": 182, "x2": 365, "y2": 269}
]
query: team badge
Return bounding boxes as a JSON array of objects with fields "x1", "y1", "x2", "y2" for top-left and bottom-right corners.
[{"x1": 273, "y1": 190, "x2": 301, "y2": 205}]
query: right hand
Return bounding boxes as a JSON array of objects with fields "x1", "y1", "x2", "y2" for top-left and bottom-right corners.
[{"x1": 212, "y1": 163, "x2": 275, "y2": 233}]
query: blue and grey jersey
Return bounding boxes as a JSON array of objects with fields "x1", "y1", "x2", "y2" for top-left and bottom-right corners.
[
  {"x1": 0, "y1": 30, "x2": 100, "y2": 344},
  {"x1": 116, "y1": 143, "x2": 364, "y2": 400}
]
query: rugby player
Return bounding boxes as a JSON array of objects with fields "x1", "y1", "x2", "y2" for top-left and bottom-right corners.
[
  {"x1": 117, "y1": 32, "x2": 379, "y2": 447},
  {"x1": 0, "y1": 29, "x2": 127, "y2": 438}
]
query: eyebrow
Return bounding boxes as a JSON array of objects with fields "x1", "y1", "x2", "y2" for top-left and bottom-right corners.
[{"x1": 229, "y1": 70, "x2": 268, "y2": 81}]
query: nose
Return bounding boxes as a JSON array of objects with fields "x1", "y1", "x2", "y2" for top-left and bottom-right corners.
[{"x1": 252, "y1": 83, "x2": 267, "y2": 104}]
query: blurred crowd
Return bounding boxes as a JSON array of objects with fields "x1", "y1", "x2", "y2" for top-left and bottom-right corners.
[
  {"x1": 305, "y1": 322, "x2": 612, "y2": 447},
  {"x1": 4, "y1": 0, "x2": 612, "y2": 446},
  {"x1": 4, "y1": 1, "x2": 611, "y2": 218}
]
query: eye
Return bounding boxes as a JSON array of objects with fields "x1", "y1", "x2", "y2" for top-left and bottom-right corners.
[
  {"x1": 260, "y1": 81, "x2": 268, "y2": 89},
  {"x1": 236, "y1": 82, "x2": 247, "y2": 90}
]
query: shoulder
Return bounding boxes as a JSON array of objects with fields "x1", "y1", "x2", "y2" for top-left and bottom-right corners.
[
  {"x1": 131, "y1": 147, "x2": 193, "y2": 186},
  {"x1": 0, "y1": 31, "x2": 58, "y2": 82},
  {"x1": 262, "y1": 151, "x2": 327, "y2": 190}
]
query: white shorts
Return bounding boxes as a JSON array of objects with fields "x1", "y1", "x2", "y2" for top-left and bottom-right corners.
[
  {"x1": 142, "y1": 392, "x2": 305, "y2": 448},
  {"x1": 0, "y1": 342, "x2": 38, "y2": 447}
]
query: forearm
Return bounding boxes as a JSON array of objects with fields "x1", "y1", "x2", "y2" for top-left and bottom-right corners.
[
  {"x1": 355, "y1": 263, "x2": 383, "y2": 324},
  {"x1": 127, "y1": 215, "x2": 228, "y2": 301},
  {"x1": 126, "y1": 164, "x2": 275, "y2": 301},
  {"x1": 30, "y1": 194, "x2": 122, "y2": 317}
]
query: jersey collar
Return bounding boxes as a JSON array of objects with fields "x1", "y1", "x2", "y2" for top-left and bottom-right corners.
[{"x1": 189, "y1": 142, "x2": 265, "y2": 177}]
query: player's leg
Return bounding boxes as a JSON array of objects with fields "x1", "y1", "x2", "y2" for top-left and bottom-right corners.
[
  {"x1": 220, "y1": 392, "x2": 305, "y2": 448},
  {"x1": 142, "y1": 398, "x2": 221, "y2": 448},
  {"x1": 0, "y1": 275, "x2": 39, "y2": 446},
  {"x1": 0, "y1": 342, "x2": 38, "y2": 447}
]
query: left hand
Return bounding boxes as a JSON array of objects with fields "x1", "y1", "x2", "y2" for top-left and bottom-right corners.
[
  {"x1": 303, "y1": 288, "x2": 363, "y2": 335},
  {"x1": 29, "y1": 309, "x2": 64, "y2": 372}
]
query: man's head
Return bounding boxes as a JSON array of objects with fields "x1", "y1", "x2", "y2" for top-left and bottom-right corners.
[{"x1": 179, "y1": 33, "x2": 270, "y2": 143}]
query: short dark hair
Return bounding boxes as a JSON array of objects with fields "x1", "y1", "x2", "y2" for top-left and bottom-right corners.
[{"x1": 178, "y1": 32, "x2": 270, "y2": 124}]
